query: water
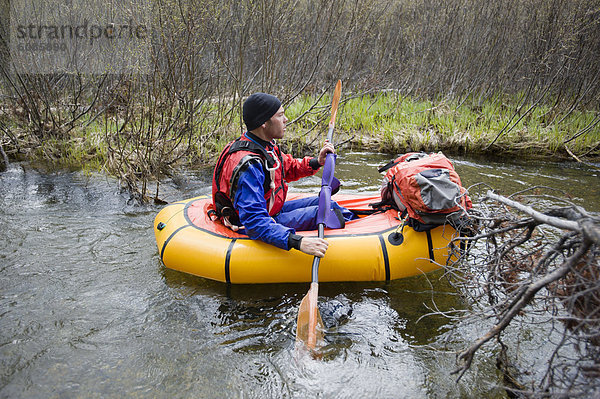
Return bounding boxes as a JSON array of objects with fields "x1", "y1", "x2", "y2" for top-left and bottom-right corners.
[{"x1": 0, "y1": 154, "x2": 598, "y2": 398}]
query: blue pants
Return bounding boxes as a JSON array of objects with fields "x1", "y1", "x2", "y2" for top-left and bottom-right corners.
[{"x1": 273, "y1": 196, "x2": 356, "y2": 231}]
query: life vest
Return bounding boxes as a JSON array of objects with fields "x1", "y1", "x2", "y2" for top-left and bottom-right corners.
[
  {"x1": 375, "y1": 152, "x2": 472, "y2": 229},
  {"x1": 212, "y1": 134, "x2": 286, "y2": 226}
]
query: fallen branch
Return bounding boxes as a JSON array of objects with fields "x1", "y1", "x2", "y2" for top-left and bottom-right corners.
[
  {"x1": 486, "y1": 190, "x2": 600, "y2": 244},
  {"x1": 444, "y1": 188, "x2": 600, "y2": 396},
  {"x1": 453, "y1": 239, "x2": 592, "y2": 380},
  {"x1": 486, "y1": 190, "x2": 580, "y2": 231}
]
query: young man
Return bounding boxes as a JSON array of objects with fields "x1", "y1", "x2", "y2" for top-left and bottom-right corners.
[{"x1": 212, "y1": 93, "x2": 355, "y2": 258}]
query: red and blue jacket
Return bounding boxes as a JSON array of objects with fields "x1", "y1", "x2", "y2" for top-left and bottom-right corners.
[{"x1": 212, "y1": 132, "x2": 320, "y2": 249}]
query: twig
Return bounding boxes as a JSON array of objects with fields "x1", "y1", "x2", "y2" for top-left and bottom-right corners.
[{"x1": 453, "y1": 240, "x2": 592, "y2": 380}]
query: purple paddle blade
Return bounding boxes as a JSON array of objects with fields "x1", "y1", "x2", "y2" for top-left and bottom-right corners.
[{"x1": 316, "y1": 153, "x2": 344, "y2": 229}]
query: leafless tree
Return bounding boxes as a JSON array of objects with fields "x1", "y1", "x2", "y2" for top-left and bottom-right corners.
[{"x1": 1, "y1": 0, "x2": 599, "y2": 193}]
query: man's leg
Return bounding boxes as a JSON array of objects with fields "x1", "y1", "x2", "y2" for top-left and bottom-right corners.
[
  {"x1": 274, "y1": 196, "x2": 357, "y2": 231},
  {"x1": 274, "y1": 197, "x2": 320, "y2": 231}
]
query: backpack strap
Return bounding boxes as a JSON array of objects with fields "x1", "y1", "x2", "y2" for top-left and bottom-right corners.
[
  {"x1": 213, "y1": 191, "x2": 242, "y2": 226},
  {"x1": 378, "y1": 159, "x2": 400, "y2": 173},
  {"x1": 229, "y1": 139, "x2": 276, "y2": 168},
  {"x1": 377, "y1": 152, "x2": 428, "y2": 173},
  {"x1": 368, "y1": 201, "x2": 394, "y2": 212}
]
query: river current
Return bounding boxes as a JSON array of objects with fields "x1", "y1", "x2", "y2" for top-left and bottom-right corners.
[{"x1": 1, "y1": 152, "x2": 598, "y2": 398}]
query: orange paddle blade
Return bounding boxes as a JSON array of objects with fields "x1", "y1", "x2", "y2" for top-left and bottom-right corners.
[
  {"x1": 328, "y1": 80, "x2": 342, "y2": 129},
  {"x1": 296, "y1": 282, "x2": 324, "y2": 349}
]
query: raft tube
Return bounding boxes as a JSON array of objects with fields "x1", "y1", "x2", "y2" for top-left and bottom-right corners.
[{"x1": 153, "y1": 194, "x2": 459, "y2": 284}]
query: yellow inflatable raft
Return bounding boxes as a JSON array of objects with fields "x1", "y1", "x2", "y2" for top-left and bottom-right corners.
[{"x1": 153, "y1": 193, "x2": 460, "y2": 284}]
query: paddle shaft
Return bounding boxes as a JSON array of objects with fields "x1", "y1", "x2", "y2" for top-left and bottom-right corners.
[
  {"x1": 298, "y1": 80, "x2": 341, "y2": 350},
  {"x1": 309, "y1": 79, "x2": 340, "y2": 299},
  {"x1": 326, "y1": 126, "x2": 335, "y2": 143},
  {"x1": 310, "y1": 224, "x2": 325, "y2": 282},
  {"x1": 311, "y1": 79, "x2": 340, "y2": 279}
]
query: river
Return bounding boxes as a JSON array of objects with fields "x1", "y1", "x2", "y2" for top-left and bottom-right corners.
[{"x1": 1, "y1": 153, "x2": 598, "y2": 398}]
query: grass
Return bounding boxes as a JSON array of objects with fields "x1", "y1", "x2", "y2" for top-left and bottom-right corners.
[
  {"x1": 3, "y1": 90, "x2": 599, "y2": 180},
  {"x1": 284, "y1": 92, "x2": 599, "y2": 160},
  {"x1": 3, "y1": 89, "x2": 597, "y2": 202}
]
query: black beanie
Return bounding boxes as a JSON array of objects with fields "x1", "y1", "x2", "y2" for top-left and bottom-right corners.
[{"x1": 243, "y1": 93, "x2": 281, "y2": 131}]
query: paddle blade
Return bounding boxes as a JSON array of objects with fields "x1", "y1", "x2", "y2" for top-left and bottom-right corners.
[
  {"x1": 296, "y1": 282, "x2": 324, "y2": 349},
  {"x1": 328, "y1": 80, "x2": 342, "y2": 130}
]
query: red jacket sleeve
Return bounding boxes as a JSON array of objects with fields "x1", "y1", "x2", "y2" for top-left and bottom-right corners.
[{"x1": 282, "y1": 154, "x2": 320, "y2": 182}]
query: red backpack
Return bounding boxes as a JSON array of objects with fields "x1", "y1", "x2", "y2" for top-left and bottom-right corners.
[{"x1": 377, "y1": 152, "x2": 472, "y2": 226}]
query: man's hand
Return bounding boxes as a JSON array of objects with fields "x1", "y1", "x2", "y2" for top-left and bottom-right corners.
[
  {"x1": 317, "y1": 140, "x2": 335, "y2": 166},
  {"x1": 299, "y1": 237, "x2": 329, "y2": 257}
]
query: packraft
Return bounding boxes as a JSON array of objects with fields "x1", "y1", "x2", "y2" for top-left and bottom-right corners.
[
  {"x1": 154, "y1": 194, "x2": 461, "y2": 283},
  {"x1": 374, "y1": 152, "x2": 472, "y2": 230}
]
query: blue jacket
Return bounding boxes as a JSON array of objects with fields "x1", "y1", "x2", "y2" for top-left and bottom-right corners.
[{"x1": 234, "y1": 161, "x2": 296, "y2": 250}]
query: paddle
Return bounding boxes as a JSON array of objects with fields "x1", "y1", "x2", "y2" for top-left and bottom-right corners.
[{"x1": 296, "y1": 80, "x2": 342, "y2": 350}]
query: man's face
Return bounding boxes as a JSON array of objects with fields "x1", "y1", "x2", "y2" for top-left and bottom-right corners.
[{"x1": 263, "y1": 106, "x2": 288, "y2": 141}]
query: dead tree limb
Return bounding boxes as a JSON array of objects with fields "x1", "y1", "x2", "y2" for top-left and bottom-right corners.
[
  {"x1": 454, "y1": 239, "x2": 592, "y2": 380},
  {"x1": 446, "y1": 188, "x2": 600, "y2": 396},
  {"x1": 485, "y1": 190, "x2": 581, "y2": 231}
]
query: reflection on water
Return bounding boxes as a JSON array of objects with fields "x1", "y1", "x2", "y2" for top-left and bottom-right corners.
[{"x1": 0, "y1": 154, "x2": 598, "y2": 398}]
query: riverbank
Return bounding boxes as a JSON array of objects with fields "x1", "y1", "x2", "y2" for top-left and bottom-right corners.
[
  {"x1": 283, "y1": 92, "x2": 600, "y2": 162},
  {"x1": 4, "y1": 92, "x2": 599, "y2": 163},
  {"x1": 1, "y1": 91, "x2": 598, "y2": 201}
]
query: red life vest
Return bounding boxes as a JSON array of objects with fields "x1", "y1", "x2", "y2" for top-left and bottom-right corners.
[{"x1": 212, "y1": 134, "x2": 286, "y2": 226}]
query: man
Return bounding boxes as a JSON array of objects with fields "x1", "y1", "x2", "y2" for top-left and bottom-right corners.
[{"x1": 212, "y1": 93, "x2": 355, "y2": 258}]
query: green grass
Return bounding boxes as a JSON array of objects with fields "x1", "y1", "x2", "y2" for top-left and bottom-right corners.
[
  {"x1": 3, "y1": 90, "x2": 599, "y2": 179},
  {"x1": 284, "y1": 92, "x2": 599, "y2": 159}
]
